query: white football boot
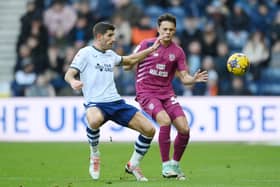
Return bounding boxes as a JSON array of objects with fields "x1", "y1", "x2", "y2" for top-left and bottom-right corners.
[{"x1": 125, "y1": 162, "x2": 148, "y2": 181}]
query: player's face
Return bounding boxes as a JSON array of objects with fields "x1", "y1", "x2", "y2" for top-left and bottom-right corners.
[
  {"x1": 158, "y1": 21, "x2": 176, "y2": 43},
  {"x1": 100, "y1": 30, "x2": 116, "y2": 50}
]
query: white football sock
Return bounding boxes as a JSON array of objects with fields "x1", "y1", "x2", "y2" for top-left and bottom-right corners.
[{"x1": 129, "y1": 150, "x2": 143, "y2": 167}]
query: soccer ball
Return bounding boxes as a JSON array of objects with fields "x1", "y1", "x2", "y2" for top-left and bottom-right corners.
[{"x1": 226, "y1": 53, "x2": 250, "y2": 76}]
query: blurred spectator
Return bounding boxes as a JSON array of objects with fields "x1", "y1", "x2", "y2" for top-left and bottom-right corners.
[
  {"x1": 206, "y1": 0, "x2": 229, "y2": 37},
  {"x1": 73, "y1": 0, "x2": 96, "y2": 29},
  {"x1": 131, "y1": 15, "x2": 157, "y2": 46},
  {"x1": 14, "y1": 44, "x2": 32, "y2": 73},
  {"x1": 111, "y1": 13, "x2": 132, "y2": 52},
  {"x1": 201, "y1": 55, "x2": 218, "y2": 96},
  {"x1": 243, "y1": 30, "x2": 270, "y2": 81},
  {"x1": 179, "y1": 16, "x2": 202, "y2": 52},
  {"x1": 186, "y1": 40, "x2": 202, "y2": 75},
  {"x1": 226, "y1": 2, "x2": 250, "y2": 31},
  {"x1": 166, "y1": 0, "x2": 185, "y2": 33},
  {"x1": 199, "y1": 21, "x2": 219, "y2": 57},
  {"x1": 90, "y1": 0, "x2": 115, "y2": 21},
  {"x1": 228, "y1": 76, "x2": 251, "y2": 95},
  {"x1": 19, "y1": 0, "x2": 42, "y2": 36},
  {"x1": 12, "y1": 59, "x2": 37, "y2": 96},
  {"x1": 270, "y1": 10, "x2": 280, "y2": 45},
  {"x1": 43, "y1": 0, "x2": 77, "y2": 48},
  {"x1": 214, "y1": 41, "x2": 231, "y2": 95},
  {"x1": 270, "y1": 40, "x2": 280, "y2": 68},
  {"x1": 182, "y1": 0, "x2": 210, "y2": 17},
  {"x1": 25, "y1": 72, "x2": 56, "y2": 97},
  {"x1": 68, "y1": 14, "x2": 92, "y2": 49},
  {"x1": 113, "y1": 0, "x2": 144, "y2": 26}
]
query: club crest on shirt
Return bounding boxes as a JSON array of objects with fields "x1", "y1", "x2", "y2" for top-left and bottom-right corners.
[
  {"x1": 148, "y1": 103, "x2": 154, "y2": 110},
  {"x1": 169, "y1": 54, "x2": 175, "y2": 61}
]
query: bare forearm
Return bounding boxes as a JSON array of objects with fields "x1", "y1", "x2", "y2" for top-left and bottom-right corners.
[
  {"x1": 64, "y1": 68, "x2": 83, "y2": 90},
  {"x1": 64, "y1": 69, "x2": 76, "y2": 84},
  {"x1": 181, "y1": 74, "x2": 195, "y2": 85},
  {"x1": 122, "y1": 46, "x2": 155, "y2": 66}
]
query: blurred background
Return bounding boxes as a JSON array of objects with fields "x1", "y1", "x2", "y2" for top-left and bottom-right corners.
[{"x1": 0, "y1": 0, "x2": 279, "y2": 98}]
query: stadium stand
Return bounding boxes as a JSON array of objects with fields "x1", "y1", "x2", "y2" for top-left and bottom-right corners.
[
  {"x1": 1, "y1": 0, "x2": 280, "y2": 97},
  {"x1": 0, "y1": 0, "x2": 27, "y2": 96}
]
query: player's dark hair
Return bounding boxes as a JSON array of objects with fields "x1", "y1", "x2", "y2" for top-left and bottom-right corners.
[
  {"x1": 93, "y1": 22, "x2": 115, "y2": 38},
  {"x1": 157, "y1": 13, "x2": 176, "y2": 27}
]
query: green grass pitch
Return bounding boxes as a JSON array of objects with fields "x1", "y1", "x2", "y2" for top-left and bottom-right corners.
[{"x1": 0, "y1": 142, "x2": 279, "y2": 187}]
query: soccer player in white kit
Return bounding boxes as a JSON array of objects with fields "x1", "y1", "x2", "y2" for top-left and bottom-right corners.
[{"x1": 64, "y1": 22, "x2": 161, "y2": 181}]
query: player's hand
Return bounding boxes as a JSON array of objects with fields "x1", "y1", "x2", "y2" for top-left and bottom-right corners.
[
  {"x1": 150, "y1": 36, "x2": 163, "y2": 51},
  {"x1": 70, "y1": 80, "x2": 83, "y2": 90},
  {"x1": 193, "y1": 69, "x2": 208, "y2": 83}
]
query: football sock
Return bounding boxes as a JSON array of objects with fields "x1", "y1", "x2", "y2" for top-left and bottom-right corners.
[
  {"x1": 86, "y1": 126, "x2": 100, "y2": 155},
  {"x1": 130, "y1": 134, "x2": 153, "y2": 167},
  {"x1": 173, "y1": 132, "x2": 189, "y2": 161},
  {"x1": 158, "y1": 125, "x2": 171, "y2": 162}
]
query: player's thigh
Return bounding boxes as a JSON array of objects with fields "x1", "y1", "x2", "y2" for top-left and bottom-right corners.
[
  {"x1": 86, "y1": 107, "x2": 105, "y2": 129},
  {"x1": 128, "y1": 111, "x2": 155, "y2": 137},
  {"x1": 172, "y1": 116, "x2": 190, "y2": 134}
]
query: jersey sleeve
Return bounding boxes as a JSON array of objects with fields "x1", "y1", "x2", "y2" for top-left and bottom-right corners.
[
  {"x1": 109, "y1": 50, "x2": 122, "y2": 66},
  {"x1": 177, "y1": 48, "x2": 188, "y2": 71},
  {"x1": 133, "y1": 40, "x2": 149, "y2": 53},
  {"x1": 70, "y1": 48, "x2": 88, "y2": 72}
]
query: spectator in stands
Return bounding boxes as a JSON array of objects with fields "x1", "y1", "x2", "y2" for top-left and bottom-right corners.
[
  {"x1": 270, "y1": 40, "x2": 280, "y2": 68},
  {"x1": 186, "y1": 40, "x2": 202, "y2": 75},
  {"x1": 270, "y1": 10, "x2": 280, "y2": 45},
  {"x1": 199, "y1": 21, "x2": 219, "y2": 57},
  {"x1": 111, "y1": 13, "x2": 132, "y2": 53},
  {"x1": 166, "y1": 0, "x2": 185, "y2": 33},
  {"x1": 228, "y1": 76, "x2": 251, "y2": 96},
  {"x1": 12, "y1": 58, "x2": 37, "y2": 96},
  {"x1": 43, "y1": 0, "x2": 77, "y2": 48},
  {"x1": 214, "y1": 41, "x2": 231, "y2": 95},
  {"x1": 179, "y1": 16, "x2": 202, "y2": 52},
  {"x1": 25, "y1": 72, "x2": 56, "y2": 97},
  {"x1": 201, "y1": 55, "x2": 218, "y2": 96},
  {"x1": 131, "y1": 15, "x2": 157, "y2": 46},
  {"x1": 68, "y1": 13, "x2": 92, "y2": 49},
  {"x1": 243, "y1": 30, "x2": 270, "y2": 81},
  {"x1": 14, "y1": 44, "x2": 32, "y2": 73},
  {"x1": 225, "y1": 2, "x2": 249, "y2": 53},
  {"x1": 206, "y1": 0, "x2": 229, "y2": 38},
  {"x1": 113, "y1": 0, "x2": 144, "y2": 27},
  {"x1": 73, "y1": 0, "x2": 96, "y2": 30},
  {"x1": 19, "y1": 0, "x2": 42, "y2": 36}
]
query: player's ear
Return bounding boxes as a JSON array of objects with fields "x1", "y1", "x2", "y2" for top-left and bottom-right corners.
[{"x1": 96, "y1": 33, "x2": 103, "y2": 40}]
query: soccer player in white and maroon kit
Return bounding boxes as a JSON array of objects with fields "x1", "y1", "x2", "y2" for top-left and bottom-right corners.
[{"x1": 131, "y1": 13, "x2": 208, "y2": 179}]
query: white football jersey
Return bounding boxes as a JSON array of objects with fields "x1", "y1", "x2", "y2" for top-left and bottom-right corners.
[{"x1": 70, "y1": 46, "x2": 122, "y2": 103}]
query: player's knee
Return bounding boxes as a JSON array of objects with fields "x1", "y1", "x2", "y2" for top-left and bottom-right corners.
[
  {"x1": 157, "y1": 117, "x2": 171, "y2": 126},
  {"x1": 178, "y1": 126, "x2": 190, "y2": 135},
  {"x1": 87, "y1": 116, "x2": 104, "y2": 129},
  {"x1": 143, "y1": 125, "x2": 156, "y2": 137}
]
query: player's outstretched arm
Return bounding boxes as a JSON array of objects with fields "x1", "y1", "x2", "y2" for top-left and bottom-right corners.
[
  {"x1": 178, "y1": 69, "x2": 208, "y2": 85},
  {"x1": 122, "y1": 37, "x2": 161, "y2": 67},
  {"x1": 64, "y1": 68, "x2": 83, "y2": 90}
]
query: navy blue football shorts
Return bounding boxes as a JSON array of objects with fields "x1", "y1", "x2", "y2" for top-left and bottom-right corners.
[{"x1": 84, "y1": 99, "x2": 138, "y2": 127}]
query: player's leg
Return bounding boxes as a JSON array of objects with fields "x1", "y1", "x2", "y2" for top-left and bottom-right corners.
[
  {"x1": 86, "y1": 107, "x2": 105, "y2": 180},
  {"x1": 155, "y1": 110, "x2": 178, "y2": 178},
  {"x1": 137, "y1": 97, "x2": 177, "y2": 178},
  {"x1": 171, "y1": 116, "x2": 190, "y2": 180},
  {"x1": 126, "y1": 111, "x2": 156, "y2": 181},
  {"x1": 163, "y1": 97, "x2": 190, "y2": 180}
]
